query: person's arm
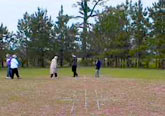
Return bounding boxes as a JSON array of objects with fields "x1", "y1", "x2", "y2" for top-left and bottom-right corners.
[
  {"x1": 96, "y1": 61, "x2": 98, "y2": 69},
  {"x1": 16, "y1": 58, "x2": 21, "y2": 67},
  {"x1": 6, "y1": 59, "x2": 9, "y2": 66}
]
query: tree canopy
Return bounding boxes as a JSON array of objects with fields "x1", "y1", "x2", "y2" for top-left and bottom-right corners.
[{"x1": 0, "y1": 0, "x2": 165, "y2": 69}]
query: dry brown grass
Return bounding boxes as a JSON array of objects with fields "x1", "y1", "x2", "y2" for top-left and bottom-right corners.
[{"x1": 0, "y1": 76, "x2": 164, "y2": 116}]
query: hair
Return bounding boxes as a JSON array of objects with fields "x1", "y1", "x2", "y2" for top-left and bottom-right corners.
[
  {"x1": 6, "y1": 54, "x2": 10, "y2": 58},
  {"x1": 12, "y1": 54, "x2": 17, "y2": 58}
]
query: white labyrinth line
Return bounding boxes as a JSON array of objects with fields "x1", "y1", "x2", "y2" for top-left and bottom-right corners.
[
  {"x1": 70, "y1": 91, "x2": 76, "y2": 114},
  {"x1": 84, "y1": 76, "x2": 88, "y2": 112},
  {"x1": 100, "y1": 89, "x2": 104, "y2": 106},
  {"x1": 95, "y1": 89, "x2": 101, "y2": 110},
  {"x1": 85, "y1": 89, "x2": 88, "y2": 112}
]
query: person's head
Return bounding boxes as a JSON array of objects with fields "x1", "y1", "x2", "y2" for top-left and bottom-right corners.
[
  {"x1": 72, "y1": 54, "x2": 76, "y2": 58},
  {"x1": 54, "y1": 56, "x2": 58, "y2": 59},
  {"x1": 6, "y1": 54, "x2": 10, "y2": 58},
  {"x1": 12, "y1": 54, "x2": 17, "y2": 58}
]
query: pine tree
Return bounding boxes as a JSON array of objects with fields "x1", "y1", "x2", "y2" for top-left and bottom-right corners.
[
  {"x1": 0, "y1": 23, "x2": 9, "y2": 67},
  {"x1": 148, "y1": 1, "x2": 165, "y2": 68},
  {"x1": 55, "y1": 6, "x2": 79, "y2": 67}
]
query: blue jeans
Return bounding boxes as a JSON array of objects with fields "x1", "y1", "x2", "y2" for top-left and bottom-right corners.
[{"x1": 7, "y1": 67, "x2": 12, "y2": 77}]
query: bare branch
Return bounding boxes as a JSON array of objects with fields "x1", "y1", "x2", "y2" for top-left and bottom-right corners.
[
  {"x1": 79, "y1": 11, "x2": 84, "y2": 15},
  {"x1": 88, "y1": 0, "x2": 103, "y2": 18},
  {"x1": 90, "y1": 14, "x2": 99, "y2": 17}
]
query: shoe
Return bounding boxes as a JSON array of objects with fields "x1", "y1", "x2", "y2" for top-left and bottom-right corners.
[
  {"x1": 55, "y1": 77, "x2": 58, "y2": 79},
  {"x1": 51, "y1": 77, "x2": 55, "y2": 79},
  {"x1": 6, "y1": 77, "x2": 12, "y2": 80}
]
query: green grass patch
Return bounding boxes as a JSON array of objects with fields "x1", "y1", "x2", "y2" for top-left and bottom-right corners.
[
  {"x1": 0, "y1": 67, "x2": 165, "y2": 80},
  {"x1": 102, "y1": 68, "x2": 165, "y2": 80}
]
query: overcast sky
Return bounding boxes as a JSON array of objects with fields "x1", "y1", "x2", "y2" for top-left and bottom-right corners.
[{"x1": 0, "y1": 0, "x2": 158, "y2": 32}]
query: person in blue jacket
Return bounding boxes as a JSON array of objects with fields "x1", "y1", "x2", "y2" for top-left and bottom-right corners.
[{"x1": 95, "y1": 58, "x2": 102, "y2": 78}]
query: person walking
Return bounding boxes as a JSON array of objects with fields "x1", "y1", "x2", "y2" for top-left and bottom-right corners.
[
  {"x1": 50, "y1": 56, "x2": 58, "y2": 79},
  {"x1": 72, "y1": 55, "x2": 78, "y2": 77},
  {"x1": 95, "y1": 58, "x2": 102, "y2": 78},
  {"x1": 6, "y1": 54, "x2": 12, "y2": 79},
  {"x1": 10, "y1": 55, "x2": 21, "y2": 79}
]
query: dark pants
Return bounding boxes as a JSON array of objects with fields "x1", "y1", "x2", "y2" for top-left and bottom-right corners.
[
  {"x1": 72, "y1": 65, "x2": 78, "y2": 77},
  {"x1": 11, "y1": 68, "x2": 20, "y2": 79},
  {"x1": 50, "y1": 73, "x2": 57, "y2": 78}
]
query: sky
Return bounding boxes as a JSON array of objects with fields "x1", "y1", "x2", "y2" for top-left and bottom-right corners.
[{"x1": 0, "y1": 0, "x2": 158, "y2": 32}]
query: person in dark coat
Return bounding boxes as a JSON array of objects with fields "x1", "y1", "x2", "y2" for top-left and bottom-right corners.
[
  {"x1": 72, "y1": 55, "x2": 78, "y2": 77},
  {"x1": 95, "y1": 58, "x2": 102, "y2": 77}
]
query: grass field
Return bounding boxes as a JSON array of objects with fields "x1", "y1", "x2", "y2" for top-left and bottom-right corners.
[
  {"x1": 0, "y1": 67, "x2": 165, "y2": 116},
  {"x1": 1, "y1": 67, "x2": 165, "y2": 80}
]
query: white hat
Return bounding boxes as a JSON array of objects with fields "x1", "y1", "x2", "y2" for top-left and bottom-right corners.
[
  {"x1": 54, "y1": 56, "x2": 58, "y2": 59},
  {"x1": 12, "y1": 55, "x2": 17, "y2": 58},
  {"x1": 72, "y1": 55, "x2": 76, "y2": 57}
]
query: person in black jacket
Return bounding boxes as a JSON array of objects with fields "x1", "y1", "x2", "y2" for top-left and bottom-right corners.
[
  {"x1": 95, "y1": 58, "x2": 102, "y2": 77},
  {"x1": 72, "y1": 55, "x2": 78, "y2": 77}
]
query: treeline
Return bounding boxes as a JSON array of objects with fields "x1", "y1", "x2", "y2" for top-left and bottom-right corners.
[{"x1": 0, "y1": 0, "x2": 165, "y2": 68}]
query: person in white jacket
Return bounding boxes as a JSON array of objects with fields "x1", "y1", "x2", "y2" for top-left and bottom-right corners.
[
  {"x1": 50, "y1": 56, "x2": 58, "y2": 78},
  {"x1": 10, "y1": 55, "x2": 21, "y2": 79}
]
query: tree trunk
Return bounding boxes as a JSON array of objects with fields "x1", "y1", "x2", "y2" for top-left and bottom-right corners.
[
  {"x1": 1, "y1": 58, "x2": 4, "y2": 68},
  {"x1": 126, "y1": 58, "x2": 130, "y2": 68},
  {"x1": 120, "y1": 58, "x2": 123, "y2": 68},
  {"x1": 82, "y1": 23, "x2": 87, "y2": 58},
  {"x1": 22, "y1": 62, "x2": 24, "y2": 68},
  {"x1": 115, "y1": 57, "x2": 118, "y2": 68},
  {"x1": 82, "y1": 1, "x2": 88, "y2": 58},
  {"x1": 41, "y1": 50, "x2": 45, "y2": 67},
  {"x1": 155, "y1": 58, "x2": 158, "y2": 69},
  {"x1": 137, "y1": 57, "x2": 141, "y2": 68},
  {"x1": 27, "y1": 59, "x2": 29, "y2": 67},
  {"x1": 161, "y1": 59, "x2": 165, "y2": 69},
  {"x1": 158, "y1": 59, "x2": 161, "y2": 69},
  {"x1": 136, "y1": 58, "x2": 138, "y2": 68},
  {"x1": 60, "y1": 49, "x2": 64, "y2": 67},
  {"x1": 146, "y1": 60, "x2": 149, "y2": 68}
]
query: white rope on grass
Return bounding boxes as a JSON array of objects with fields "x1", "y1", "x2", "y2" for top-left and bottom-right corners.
[
  {"x1": 95, "y1": 89, "x2": 101, "y2": 110},
  {"x1": 70, "y1": 91, "x2": 76, "y2": 114},
  {"x1": 84, "y1": 89, "x2": 88, "y2": 112},
  {"x1": 100, "y1": 88, "x2": 105, "y2": 106},
  {"x1": 83, "y1": 76, "x2": 88, "y2": 113}
]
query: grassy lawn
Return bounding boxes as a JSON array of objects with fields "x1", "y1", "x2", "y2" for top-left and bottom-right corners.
[
  {"x1": 0, "y1": 67, "x2": 165, "y2": 80},
  {"x1": 102, "y1": 68, "x2": 165, "y2": 81}
]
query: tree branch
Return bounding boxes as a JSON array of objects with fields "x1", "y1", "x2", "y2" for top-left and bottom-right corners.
[
  {"x1": 72, "y1": 16, "x2": 84, "y2": 19},
  {"x1": 90, "y1": 14, "x2": 99, "y2": 17},
  {"x1": 88, "y1": 0, "x2": 103, "y2": 18}
]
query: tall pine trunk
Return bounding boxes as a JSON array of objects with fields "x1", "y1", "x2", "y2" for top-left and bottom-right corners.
[{"x1": 1, "y1": 58, "x2": 4, "y2": 68}]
